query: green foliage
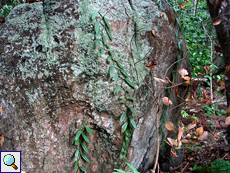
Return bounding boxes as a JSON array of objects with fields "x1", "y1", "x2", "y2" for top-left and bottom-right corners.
[
  {"x1": 181, "y1": 110, "x2": 199, "y2": 122},
  {"x1": 91, "y1": 10, "x2": 137, "y2": 159},
  {"x1": 74, "y1": 125, "x2": 93, "y2": 173},
  {"x1": 193, "y1": 159, "x2": 230, "y2": 173},
  {"x1": 201, "y1": 105, "x2": 225, "y2": 116},
  {"x1": 113, "y1": 162, "x2": 139, "y2": 173}
]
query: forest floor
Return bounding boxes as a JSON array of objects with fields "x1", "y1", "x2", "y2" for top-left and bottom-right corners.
[{"x1": 171, "y1": 89, "x2": 230, "y2": 173}]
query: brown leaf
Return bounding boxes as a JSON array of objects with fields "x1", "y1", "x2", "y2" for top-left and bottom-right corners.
[
  {"x1": 225, "y1": 116, "x2": 230, "y2": 125},
  {"x1": 0, "y1": 16, "x2": 5, "y2": 23},
  {"x1": 197, "y1": 72, "x2": 203, "y2": 76},
  {"x1": 183, "y1": 78, "x2": 191, "y2": 86},
  {"x1": 152, "y1": 29, "x2": 157, "y2": 37},
  {"x1": 177, "y1": 126, "x2": 184, "y2": 143},
  {"x1": 171, "y1": 148, "x2": 178, "y2": 157},
  {"x1": 185, "y1": 92, "x2": 194, "y2": 102},
  {"x1": 206, "y1": 98, "x2": 211, "y2": 104},
  {"x1": 198, "y1": 131, "x2": 208, "y2": 141},
  {"x1": 153, "y1": 77, "x2": 169, "y2": 84},
  {"x1": 226, "y1": 105, "x2": 230, "y2": 117},
  {"x1": 167, "y1": 137, "x2": 177, "y2": 146},
  {"x1": 174, "y1": 87, "x2": 178, "y2": 96},
  {"x1": 146, "y1": 58, "x2": 157, "y2": 69},
  {"x1": 181, "y1": 139, "x2": 190, "y2": 144},
  {"x1": 196, "y1": 126, "x2": 204, "y2": 136},
  {"x1": 162, "y1": 97, "x2": 173, "y2": 105},
  {"x1": 166, "y1": 11, "x2": 172, "y2": 25},
  {"x1": 165, "y1": 122, "x2": 175, "y2": 131},
  {"x1": 212, "y1": 19, "x2": 222, "y2": 25},
  {"x1": 225, "y1": 65, "x2": 230, "y2": 73},
  {"x1": 182, "y1": 76, "x2": 190, "y2": 81},
  {"x1": 0, "y1": 134, "x2": 4, "y2": 146},
  {"x1": 186, "y1": 123, "x2": 196, "y2": 131},
  {"x1": 178, "y1": 68, "x2": 189, "y2": 76},
  {"x1": 179, "y1": 0, "x2": 188, "y2": 9},
  {"x1": 0, "y1": 105, "x2": 2, "y2": 114},
  {"x1": 160, "y1": 12, "x2": 164, "y2": 17},
  {"x1": 204, "y1": 65, "x2": 210, "y2": 75},
  {"x1": 203, "y1": 89, "x2": 207, "y2": 99},
  {"x1": 191, "y1": 119, "x2": 197, "y2": 124}
]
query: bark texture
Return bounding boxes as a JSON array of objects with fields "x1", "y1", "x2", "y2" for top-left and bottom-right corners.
[{"x1": 0, "y1": 0, "x2": 189, "y2": 172}]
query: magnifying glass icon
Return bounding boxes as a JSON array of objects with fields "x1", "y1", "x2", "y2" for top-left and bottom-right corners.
[{"x1": 3, "y1": 154, "x2": 18, "y2": 170}]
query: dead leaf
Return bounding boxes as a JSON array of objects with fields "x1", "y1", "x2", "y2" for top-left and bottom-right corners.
[
  {"x1": 153, "y1": 77, "x2": 169, "y2": 84},
  {"x1": 177, "y1": 126, "x2": 184, "y2": 145},
  {"x1": 206, "y1": 98, "x2": 211, "y2": 104},
  {"x1": 0, "y1": 134, "x2": 4, "y2": 146},
  {"x1": 212, "y1": 19, "x2": 222, "y2": 25},
  {"x1": 217, "y1": 79, "x2": 225, "y2": 87},
  {"x1": 0, "y1": 105, "x2": 2, "y2": 114},
  {"x1": 191, "y1": 119, "x2": 197, "y2": 124},
  {"x1": 225, "y1": 116, "x2": 230, "y2": 125},
  {"x1": 162, "y1": 97, "x2": 173, "y2": 105},
  {"x1": 196, "y1": 126, "x2": 204, "y2": 136},
  {"x1": 225, "y1": 65, "x2": 230, "y2": 73},
  {"x1": 0, "y1": 16, "x2": 5, "y2": 24},
  {"x1": 203, "y1": 89, "x2": 207, "y2": 99},
  {"x1": 226, "y1": 105, "x2": 230, "y2": 117},
  {"x1": 166, "y1": 11, "x2": 172, "y2": 25},
  {"x1": 167, "y1": 137, "x2": 178, "y2": 146},
  {"x1": 174, "y1": 87, "x2": 178, "y2": 96},
  {"x1": 152, "y1": 29, "x2": 157, "y2": 37},
  {"x1": 204, "y1": 65, "x2": 210, "y2": 75},
  {"x1": 186, "y1": 123, "x2": 196, "y2": 131},
  {"x1": 165, "y1": 122, "x2": 175, "y2": 131},
  {"x1": 181, "y1": 139, "x2": 190, "y2": 144},
  {"x1": 179, "y1": 0, "x2": 189, "y2": 9},
  {"x1": 178, "y1": 68, "x2": 189, "y2": 76},
  {"x1": 198, "y1": 131, "x2": 208, "y2": 141},
  {"x1": 197, "y1": 72, "x2": 203, "y2": 76},
  {"x1": 183, "y1": 78, "x2": 191, "y2": 86},
  {"x1": 171, "y1": 148, "x2": 178, "y2": 157},
  {"x1": 160, "y1": 12, "x2": 164, "y2": 17},
  {"x1": 185, "y1": 92, "x2": 194, "y2": 102},
  {"x1": 182, "y1": 76, "x2": 190, "y2": 81},
  {"x1": 146, "y1": 58, "x2": 157, "y2": 69}
]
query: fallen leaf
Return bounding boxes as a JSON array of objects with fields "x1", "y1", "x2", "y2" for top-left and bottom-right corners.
[
  {"x1": 146, "y1": 58, "x2": 157, "y2": 69},
  {"x1": 191, "y1": 119, "x2": 197, "y2": 124},
  {"x1": 198, "y1": 131, "x2": 208, "y2": 141},
  {"x1": 225, "y1": 65, "x2": 230, "y2": 73},
  {"x1": 225, "y1": 116, "x2": 230, "y2": 125},
  {"x1": 152, "y1": 29, "x2": 157, "y2": 37},
  {"x1": 212, "y1": 19, "x2": 222, "y2": 25},
  {"x1": 206, "y1": 98, "x2": 211, "y2": 104},
  {"x1": 197, "y1": 72, "x2": 203, "y2": 76},
  {"x1": 186, "y1": 123, "x2": 196, "y2": 131},
  {"x1": 181, "y1": 139, "x2": 190, "y2": 144},
  {"x1": 165, "y1": 122, "x2": 175, "y2": 131},
  {"x1": 162, "y1": 97, "x2": 173, "y2": 105},
  {"x1": 217, "y1": 79, "x2": 225, "y2": 87},
  {"x1": 178, "y1": 68, "x2": 189, "y2": 76},
  {"x1": 182, "y1": 76, "x2": 190, "y2": 81},
  {"x1": 179, "y1": 0, "x2": 189, "y2": 8},
  {"x1": 196, "y1": 126, "x2": 204, "y2": 136},
  {"x1": 177, "y1": 126, "x2": 184, "y2": 144},
  {"x1": 0, "y1": 134, "x2": 4, "y2": 146},
  {"x1": 185, "y1": 92, "x2": 194, "y2": 102},
  {"x1": 167, "y1": 137, "x2": 178, "y2": 146},
  {"x1": 186, "y1": 134, "x2": 191, "y2": 139},
  {"x1": 171, "y1": 148, "x2": 178, "y2": 157},
  {"x1": 174, "y1": 87, "x2": 178, "y2": 96},
  {"x1": 204, "y1": 65, "x2": 210, "y2": 75},
  {"x1": 0, "y1": 105, "x2": 2, "y2": 114},
  {"x1": 183, "y1": 78, "x2": 191, "y2": 86},
  {"x1": 153, "y1": 77, "x2": 169, "y2": 84},
  {"x1": 203, "y1": 89, "x2": 207, "y2": 99}
]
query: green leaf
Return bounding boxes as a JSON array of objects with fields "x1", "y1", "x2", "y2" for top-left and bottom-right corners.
[
  {"x1": 106, "y1": 43, "x2": 111, "y2": 48},
  {"x1": 109, "y1": 65, "x2": 115, "y2": 77},
  {"x1": 75, "y1": 160, "x2": 79, "y2": 169},
  {"x1": 127, "y1": 97, "x2": 136, "y2": 101},
  {"x1": 105, "y1": 26, "x2": 112, "y2": 41},
  {"x1": 119, "y1": 153, "x2": 123, "y2": 159},
  {"x1": 128, "y1": 107, "x2": 137, "y2": 115},
  {"x1": 126, "y1": 162, "x2": 139, "y2": 173},
  {"x1": 120, "y1": 112, "x2": 127, "y2": 122},
  {"x1": 95, "y1": 20, "x2": 100, "y2": 34},
  {"x1": 120, "y1": 68, "x2": 128, "y2": 77},
  {"x1": 129, "y1": 117, "x2": 137, "y2": 128},
  {"x1": 81, "y1": 154, "x2": 90, "y2": 163},
  {"x1": 85, "y1": 126, "x2": 93, "y2": 135},
  {"x1": 95, "y1": 29, "x2": 102, "y2": 38},
  {"x1": 75, "y1": 129, "x2": 82, "y2": 140},
  {"x1": 75, "y1": 149, "x2": 80, "y2": 160},
  {"x1": 102, "y1": 34, "x2": 107, "y2": 46},
  {"x1": 75, "y1": 139, "x2": 80, "y2": 145},
  {"x1": 82, "y1": 133, "x2": 90, "y2": 143},
  {"x1": 124, "y1": 78, "x2": 135, "y2": 88},
  {"x1": 91, "y1": 10, "x2": 99, "y2": 20},
  {"x1": 107, "y1": 56, "x2": 112, "y2": 61},
  {"x1": 81, "y1": 143, "x2": 89, "y2": 153},
  {"x1": 123, "y1": 141, "x2": 128, "y2": 149},
  {"x1": 125, "y1": 129, "x2": 131, "y2": 138},
  {"x1": 95, "y1": 39, "x2": 100, "y2": 47},
  {"x1": 119, "y1": 95, "x2": 125, "y2": 99},
  {"x1": 122, "y1": 122, "x2": 128, "y2": 131},
  {"x1": 98, "y1": 52, "x2": 101, "y2": 57},
  {"x1": 125, "y1": 90, "x2": 132, "y2": 93},
  {"x1": 108, "y1": 50, "x2": 116, "y2": 57},
  {"x1": 79, "y1": 166, "x2": 87, "y2": 172},
  {"x1": 113, "y1": 169, "x2": 127, "y2": 173},
  {"x1": 125, "y1": 135, "x2": 130, "y2": 145},
  {"x1": 103, "y1": 16, "x2": 110, "y2": 30},
  {"x1": 113, "y1": 85, "x2": 121, "y2": 94},
  {"x1": 115, "y1": 60, "x2": 124, "y2": 69},
  {"x1": 112, "y1": 74, "x2": 118, "y2": 82}
]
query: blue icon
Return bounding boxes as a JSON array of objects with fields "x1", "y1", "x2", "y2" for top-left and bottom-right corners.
[{"x1": 3, "y1": 154, "x2": 18, "y2": 170}]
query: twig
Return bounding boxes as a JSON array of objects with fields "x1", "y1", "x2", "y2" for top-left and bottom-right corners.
[
  {"x1": 221, "y1": 153, "x2": 229, "y2": 160},
  {"x1": 0, "y1": 5, "x2": 9, "y2": 14},
  {"x1": 181, "y1": 162, "x2": 190, "y2": 173},
  {"x1": 168, "y1": 102, "x2": 186, "y2": 112}
]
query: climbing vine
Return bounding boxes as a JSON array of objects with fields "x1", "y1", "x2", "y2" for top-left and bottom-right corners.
[{"x1": 91, "y1": 10, "x2": 137, "y2": 159}]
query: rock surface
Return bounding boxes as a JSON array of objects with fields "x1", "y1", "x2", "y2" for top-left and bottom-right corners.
[{"x1": 0, "y1": 0, "x2": 189, "y2": 172}]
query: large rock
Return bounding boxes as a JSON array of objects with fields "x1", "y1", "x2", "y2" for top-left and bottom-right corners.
[{"x1": 0, "y1": 0, "x2": 189, "y2": 172}]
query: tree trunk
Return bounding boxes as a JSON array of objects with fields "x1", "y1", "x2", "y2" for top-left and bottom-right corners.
[{"x1": 0, "y1": 0, "x2": 189, "y2": 172}]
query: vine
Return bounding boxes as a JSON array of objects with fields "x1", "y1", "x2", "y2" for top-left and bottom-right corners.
[{"x1": 91, "y1": 10, "x2": 137, "y2": 159}]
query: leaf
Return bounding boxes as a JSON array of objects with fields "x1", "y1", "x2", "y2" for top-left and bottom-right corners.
[
  {"x1": 179, "y1": 0, "x2": 188, "y2": 8},
  {"x1": 129, "y1": 107, "x2": 137, "y2": 115},
  {"x1": 120, "y1": 69, "x2": 129, "y2": 78},
  {"x1": 109, "y1": 65, "x2": 115, "y2": 77},
  {"x1": 0, "y1": 105, "x2": 2, "y2": 114},
  {"x1": 75, "y1": 160, "x2": 79, "y2": 169},
  {"x1": 103, "y1": 16, "x2": 110, "y2": 30},
  {"x1": 75, "y1": 149, "x2": 80, "y2": 160},
  {"x1": 95, "y1": 29, "x2": 102, "y2": 38},
  {"x1": 174, "y1": 87, "x2": 178, "y2": 96},
  {"x1": 165, "y1": 122, "x2": 175, "y2": 131},
  {"x1": 186, "y1": 123, "x2": 196, "y2": 131},
  {"x1": 129, "y1": 117, "x2": 137, "y2": 128},
  {"x1": 75, "y1": 129, "x2": 82, "y2": 140},
  {"x1": 120, "y1": 112, "x2": 127, "y2": 122},
  {"x1": 85, "y1": 126, "x2": 94, "y2": 135},
  {"x1": 95, "y1": 39, "x2": 100, "y2": 47},
  {"x1": 204, "y1": 65, "x2": 210, "y2": 75},
  {"x1": 124, "y1": 78, "x2": 135, "y2": 88},
  {"x1": 108, "y1": 50, "x2": 116, "y2": 57},
  {"x1": 105, "y1": 26, "x2": 112, "y2": 41},
  {"x1": 162, "y1": 97, "x2": 173, "y2": 105},
  {"x1": 153, "y1": 77, "x2": 169, "y2": 84},
  {"x1": 91, "y1": 10, "x2": 99, "y2": 20},
  {"x1": 122, "y1": 122, "x2": 128, "y2": 131},
  {"x1": 178, "y1": 68, "x2": 188, "y2": 76},
  {"x1": 225, "y1": 116, "x2": 230, "y2": 125},
  {"x1": 107, "y1": 56, "x2": 112, "y2": 61},
  {"x1": 126, "y1": 162, "x2": 139, "y2": 173},
  {"x1": 115, "y1": 60, "x2": 124, "y2": 69},
  {"x1": 152, "y1": 29, "x2": 156, "y2": 37},
  {"x1": 79, "y1": 166, "x2": 87, "y2": 172},
  {"x1": 113, "y1": 169, "x2": 127, "y2": 173},
  {"x1": 167, "y1": 137, "x2": 177, "y2": 146},
  {"x1": 81, "y1": 143, "x2": 89, "y2": 153},
  {"x1": 127, "y1": 97, "x2": 136, "y2": 101},
  {"x1": 94, "y1": 20, "x2": 100, "y2": 34},
  {"x1": 181, "y1": 76, "x2": 190, "y2": 81},
  {"x1": 111, "y1": 74, "x2": 119, "y2": 84},
  {"x1": 0, "y1": 134, "x2": 4, "y2": 146},
  {"x1": 166, "y1": 11, "x2": 172, "y2": 25},
  {"x1": 125, "y1": 129, "x2": 131, "y2": 138},
  {"x1": 198, "y1": 131, "x2": 209, "y2": 141},
  {"x1": 196, "y1": 126, "x2": 204, "y2": 136},
  {"x1": 75, "y1": 139, "x2": 80, "y2": 145},
  {"x1": 181, "y1": 139, "x2": 190, "y2": 144},
  {"x1": 102, "y1": 34, "x2": 107, "y2": 46},
  {"x1": 113, "y1": 85, "x2": 121, "y2": 94},
  {"x1": 119, "y1": 95, "x2": 125, "y2": 99},
  {"x1": 82, "y1": 133, "x2": 90, "y2": 143},
  {"x1": 225, "y1": 65, "x2": 230, "y2": 73},
  {"x1": 171, "y1": 148, "x2": 178, "y2": 157},
  {"x1": 81, "y1": 154, "x2": 90, "y2": 163},
  {"x1": 177, "y1": 126, "x2": 184, "y2": 144},
  {"x1": 212, "y1": 19, "x2": 222, "y2": 25},
  {"x1": 146, "y1": 58, "x2": 157, "y2": 69}
]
